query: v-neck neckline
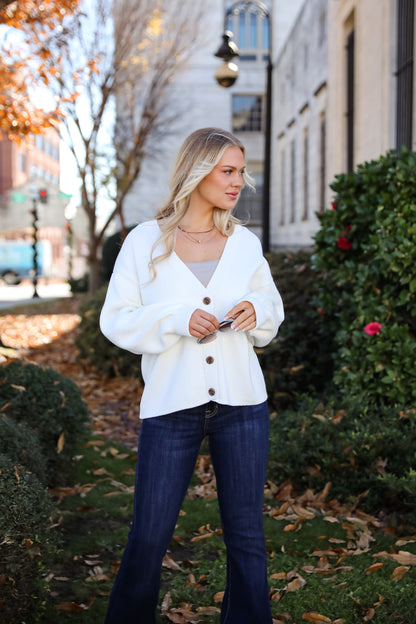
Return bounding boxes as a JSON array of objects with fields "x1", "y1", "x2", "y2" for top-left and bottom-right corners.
[{"x1": 171, "y1": 235, "x2": 231, "y2": 289}]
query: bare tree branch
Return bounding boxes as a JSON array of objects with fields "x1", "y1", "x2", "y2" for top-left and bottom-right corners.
[{"x1": 42, "y1": 0, "x2": 205, "y2": 292}]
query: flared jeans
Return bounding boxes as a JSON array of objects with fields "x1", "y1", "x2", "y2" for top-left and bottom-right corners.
[{"x1": 104, "y1": 401, "x2": 273, "y2": 624}]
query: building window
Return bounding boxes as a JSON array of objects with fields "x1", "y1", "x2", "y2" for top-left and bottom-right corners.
[
  {"x1": 35, "y1": 135, "x2": 44, "y2": 151},
  {"x1": 319, "y1": 113, "x2": 326, "y2": 213},
  {"x1": 302, "y1": 128, "x2": 309, "y2": 221},
  {"x1": 232, "y1": 95, "x2": 263, "y2": 132},
  {"x1": 396, "y1": 0, "x2": 414, "y2": 150},
  {"x1": 346, "y1": 29, "x2": 355, "y2": 172},
  {"x1": 290, "y1": 140, "x2": 296, "y2": 223},
  {"x1": 280, "y1": 148, "x2": 285, "y2": 226},
  {"x1": 19, "y1": 153, "x2": 26, "y2": 173},
  {"x1": 226, "y1": 5, "x2": 270, "y2": 61}
]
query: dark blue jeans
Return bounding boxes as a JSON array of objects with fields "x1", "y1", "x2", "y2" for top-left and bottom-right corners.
[{"x1": 105, "y1": 401, "x2": 272, "y2": 624}]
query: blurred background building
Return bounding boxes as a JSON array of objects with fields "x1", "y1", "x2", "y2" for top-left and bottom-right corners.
[
  {"x1": 0, "y1": 127, "x2": 88, "y2": 281},
  {"x1": 118, "y1": 0, "x2": 416, "y2": 250}
]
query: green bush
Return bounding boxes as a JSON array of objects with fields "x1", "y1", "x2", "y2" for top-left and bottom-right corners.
[
  {"x1": 0, "y1": 455, "x2": 57, "y2": 624},
  {"x1": 258, "y1": 251, "x2": 334, "y2": 410},
  {"x1": 0, "y1": 415, "x2": 47, "y2": 485},
  {"x1": 101, "y1": 226, "x2": 135, "y2": 283},
  {"x1": 76, "y1": 285, "x2": 142, "y2": 378},
  {"x1": 267, "y1": 397, "x2": 416, "y2": 516},
  {"x1": 0, "y1": 361, "x2": 89, "y2": 486},
  {"x1": 313, "y1": 148, "x2": 416, "y2": 405},
  {"x1": 69, "y1": 272, "x2": 89, "y2": 293}
]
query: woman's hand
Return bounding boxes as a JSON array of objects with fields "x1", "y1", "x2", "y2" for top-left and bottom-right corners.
[
  {"x1": 225, "y1": 301, "x2": 256, "y2": 332},
  {"x1": 189, "y1": 309, "x2": 219, "y2": 339}
]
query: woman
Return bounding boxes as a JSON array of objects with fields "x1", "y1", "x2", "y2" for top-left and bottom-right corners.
[{"x1": 100, "y1": 127, "x2": 284, "y2": 623}]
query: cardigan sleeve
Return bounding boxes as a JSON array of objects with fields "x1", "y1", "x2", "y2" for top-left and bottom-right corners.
[
  {"x1": 99, "y1": 234, "x2": 194, "y2": 356},
  {"x1": 243, "y1": 258, "x2": 285, "y2": 348}
]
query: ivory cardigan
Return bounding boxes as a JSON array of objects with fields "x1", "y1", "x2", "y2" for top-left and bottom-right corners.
[{"x1": 99, "y1": 220, "x2": 284, "y2": 419}]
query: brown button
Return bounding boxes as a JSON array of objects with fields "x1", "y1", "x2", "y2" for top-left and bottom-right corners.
[
  {"x1": 203, "y1": 297, "x2": 211, "y2": 305},
  {"x1": 208, "y1": 388, "x2": 216, "y2": 396},
  {"x1": 206, "y1": 356, "x2": 214, "y2": 364}
]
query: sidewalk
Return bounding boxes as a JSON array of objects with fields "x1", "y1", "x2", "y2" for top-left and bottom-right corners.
[{"x1": 0, "y1": 280, "x2": 72, "y2": 310}]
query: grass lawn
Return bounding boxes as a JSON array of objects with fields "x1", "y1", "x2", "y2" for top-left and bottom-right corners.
[{"x1": 43, "y1": 436, "x2": 416, "y2": 624}]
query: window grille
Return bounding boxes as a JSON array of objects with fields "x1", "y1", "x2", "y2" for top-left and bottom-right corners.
[
  {"x1": 396, "y1": 0, "x2": 414, "y2": 150},
  {"x1": 232, "y1": 94, "x2": 263, "y2": 132}
]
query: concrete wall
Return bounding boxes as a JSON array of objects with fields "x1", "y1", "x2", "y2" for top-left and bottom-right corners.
[{"x1": 270, "y1": 0, "x2": 328, "y2": 248}]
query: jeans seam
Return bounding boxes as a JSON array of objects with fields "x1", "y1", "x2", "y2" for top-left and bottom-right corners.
[{"x1": 222, "y1": 560, "x2": 231, "y2": 623}]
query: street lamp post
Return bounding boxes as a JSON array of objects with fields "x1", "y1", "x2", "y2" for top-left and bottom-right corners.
[
  {"x1": 214, "y1": 1, "x2": 272, "y2": 253},
  {"x1": 30, "y1": 187, "x2": 40, "y2": 299}
]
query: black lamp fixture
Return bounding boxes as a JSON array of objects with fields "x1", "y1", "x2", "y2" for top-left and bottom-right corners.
[{"x1": 214, "y1": 1, "x2": 272, "y2": 253}]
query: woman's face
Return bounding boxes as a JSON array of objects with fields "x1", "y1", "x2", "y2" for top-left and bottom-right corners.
[{"x1": 192, "y1": 146, "x2": 245, "y2": 211}]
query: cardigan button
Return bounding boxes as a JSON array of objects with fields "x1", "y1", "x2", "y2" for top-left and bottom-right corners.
[
  {"x1": 206, "y1": 356, "x2": 214, "y2": 364},
  {"x1": 208, "y1": 388, "x2": 216, "y2": 396},
  {"x1": 203, "y1": 297, "x2": 211, "y2": 305}
]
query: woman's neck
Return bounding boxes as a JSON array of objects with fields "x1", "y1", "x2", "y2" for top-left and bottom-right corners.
[{"x1": 179, "y1": 206, "x2": 215, "y2": 231}]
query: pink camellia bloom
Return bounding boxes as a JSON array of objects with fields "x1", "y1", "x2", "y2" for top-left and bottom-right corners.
[
  {"x1": 364, "y1": 322, "x2": 382, "y2": 335},
  {"x1": 337, "y1": 236, "x2": 352, "y2": 250}
]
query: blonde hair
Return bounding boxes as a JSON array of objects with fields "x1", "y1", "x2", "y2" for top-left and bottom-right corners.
[{"x1": 149, "y1": 127, "x2": 254, "y2": 278}]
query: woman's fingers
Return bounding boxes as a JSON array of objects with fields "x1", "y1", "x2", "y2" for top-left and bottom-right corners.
[
  {"x1": 189, "y1": 309, "x2": 219, "y2": 338},
  {"x1": 225, "y1": 301, "x2": 256, "y2": 331}
]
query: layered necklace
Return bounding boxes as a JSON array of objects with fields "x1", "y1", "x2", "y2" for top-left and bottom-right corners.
[{"x1": 177, "y1": 224, "x2": 215, "y2": 245}]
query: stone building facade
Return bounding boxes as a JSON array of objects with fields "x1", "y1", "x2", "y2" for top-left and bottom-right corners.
[{"x1": 326, "y1": 0, "x2": 416, "y2": 187}]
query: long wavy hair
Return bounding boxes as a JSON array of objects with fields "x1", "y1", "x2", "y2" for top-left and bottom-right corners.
[{"x1": 149, "y1": 127, "x2": 254, "y2": 278}]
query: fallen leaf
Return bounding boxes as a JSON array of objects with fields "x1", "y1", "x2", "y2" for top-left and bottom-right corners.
[
  {"x1": 363, "y1": 607, "x2": 375, "y2": 621},
  {"x1": 162, "y1": 554, "x2": 182, "y2": 571},
  {"x1": 365, "y1": 562, "x2": 384, "y2": 575},
  {"x1": 302, "y1": 613, "x2": 332, "y2": 623},
  {"x1": 286, "y1": 575, "x2": 306, "y2": 591},
  {"x1": 161, "y1": 591, "x2": 172, "y2": 614},
  {"x1": 57, "y1": 431, "x2": 65, "y2": 454},
  {"x1": 392, "y1": 565, "x2": 410, "y2": 581}
]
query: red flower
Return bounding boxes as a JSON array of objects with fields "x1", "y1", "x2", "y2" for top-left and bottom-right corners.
[
  {"x1": 337, "y1": 236, "x2": 352, "y2": 250},
  {"x1": 331, "y1": 201, "x2": 338, "y2": 210},
  {"x1": 364, "y1": 322, "x2": 382, "y2": 335}
]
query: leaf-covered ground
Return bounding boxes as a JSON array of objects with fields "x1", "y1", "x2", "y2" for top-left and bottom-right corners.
[
  {"x1": 1, "y1": 297, "x2": 416, "y2": 623},
  {"x1": 0, "y1": 296, "x2": 142, "y2": 448}
]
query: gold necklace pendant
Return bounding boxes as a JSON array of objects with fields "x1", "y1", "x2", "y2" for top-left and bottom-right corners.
[{"x1": 177, "y1": 225, "x2": 214, "y2": 244}]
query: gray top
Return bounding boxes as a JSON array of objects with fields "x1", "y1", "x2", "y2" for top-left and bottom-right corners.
[{"x1": 185, "y1": 259, "x2": 220, "y2": 287}]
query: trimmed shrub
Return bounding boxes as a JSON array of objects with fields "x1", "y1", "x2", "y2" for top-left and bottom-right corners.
[
  {"x1": 0, "y1": 455, "x2": 57, "y2": 624},
  {"x1": 0, "y1": 415, "x2": 47, "y2": 485},
  {"x1": 0, "y1": 361, "x2": 89, "y2": 485},
  {"x1": 267, "y1": 397, "x2": 416, "y2": 516},
  {"x1": 313, "y1": 148, "x2": 416, "y2": 405},
  {"x1": 75, "y1": 285, "x2": 142, "y2": 378},
  {"x1": 258, "y1": 251, "x2": 333, "y2": 410}
]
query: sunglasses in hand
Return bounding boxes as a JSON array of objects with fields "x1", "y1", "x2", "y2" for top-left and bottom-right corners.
[{"x1": 197, "y1": 318, "x2": 235, "y2": 344}]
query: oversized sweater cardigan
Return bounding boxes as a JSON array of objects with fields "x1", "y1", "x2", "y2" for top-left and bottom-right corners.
[{"x1": 99, "y1": 220, "x2": 284, "y2": 419}]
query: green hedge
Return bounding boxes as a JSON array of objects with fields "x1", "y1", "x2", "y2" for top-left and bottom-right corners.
[
  {"x1": 258, "y1": 251, "x2": 333, "y2": 410},
  {"x1": 0, "y1": 455, "x2": 57, "y2": 624},
  {"x1": 313, "y1": 148, "x2": 416, "y2": 406},
  {"x1": 0, "y1": 361, "x2": 89, "y2": 486},
  {"x1": 267, "y1": 397, "x2": 416, "y2": 518},
  {"x1": 0, "y1": 416, "x2": 47, "y2": 485}
]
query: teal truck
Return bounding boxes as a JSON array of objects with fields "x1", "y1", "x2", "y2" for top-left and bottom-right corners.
[{"x1": 0, "y1": 241, "x2": 52, "y2": 285}]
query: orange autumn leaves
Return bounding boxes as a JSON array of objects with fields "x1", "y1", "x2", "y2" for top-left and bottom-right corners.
[{"x1": 0, "y1": 0, "x2": 81, "y2": 138}]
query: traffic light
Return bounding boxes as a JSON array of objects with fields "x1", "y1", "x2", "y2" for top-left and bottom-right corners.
[{"x1": 39, "y1": 189, "x2": 48, "y2": 204}]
